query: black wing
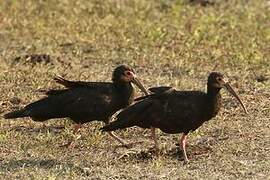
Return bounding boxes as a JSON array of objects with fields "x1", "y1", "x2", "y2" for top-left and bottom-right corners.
[
  {"x1": 45, "y1": 76, "x2": 112, "y2": 96},
  {"x1": 5, "y1": 86, "x2": 115, "y2": 123},
  {"x1": 54, "y1": 76, "x2": 111, "y2": 89},
  {"x1": 134, "y1": 86, "x2": 174, "y2": 101},
  {"x1": 101, "y1": 98, "x2": 160, "y2": 131},
  {"x1": 101, "y1": 90, "x2": 172, "y2": 131},
  {"x1": 149, "y1": 86, "x2": 173, "y2": 94},
  {"x1": 101, "y1": 90, "x2": 208, "y2": 134}
]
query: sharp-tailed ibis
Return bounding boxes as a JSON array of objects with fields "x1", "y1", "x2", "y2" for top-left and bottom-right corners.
[
  {"x1": 101, "y1": 72, "x2": 247, "y2": 162},
  {"x1": 4, "y1": 65, "x2": 148, "y2": 147}
]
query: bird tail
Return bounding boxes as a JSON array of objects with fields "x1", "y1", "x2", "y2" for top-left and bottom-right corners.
[
  {"x1": 54, "y1": 76, "x2": 73, "y2": 87},
  {"x1": 134, "y1": 87, "x2": 174, "y2": 102},
  {"x1": 45, "y1": 89, "x2": 68, "y2": 96},
  {"x1": 54, "y1": 76, "x2": 84, "y2": 88},
  {"x1": 4, "y1": 109, "x2": 27, "y2": 119},
  {"x1": 100, "y1": 117, "x2": 129, "y2": 132},
  {"x1": 100, "y1": 100, "x2": 152, "y2": 132},
  {"x1": 134, "y1": 94, "x2": 151, "y2": 102}
]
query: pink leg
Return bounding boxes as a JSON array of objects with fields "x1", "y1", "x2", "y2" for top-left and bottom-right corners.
[
  {"x1": 180, "y1": 134, "x2": 189, "y2": 163},
  {"x1": 60, "y1": 123, "x2": 82, "y2": 148},
  {"x1": 151, "y1": 127, "x2": 159, "y2": 153},
  {"x1": 73, "y1": 123, "x2": 82, "y2": 134},
  {"x1": 105, "y1": 121, "x2": 129, "y2": 148},
  {"x1": 108, "y1": 131, "x2": 128, "y2": 146}
]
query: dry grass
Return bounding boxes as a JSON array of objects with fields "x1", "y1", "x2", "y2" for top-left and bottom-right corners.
[{"x1": 0, "y1": 0, "x2": 269, "y2": 179}]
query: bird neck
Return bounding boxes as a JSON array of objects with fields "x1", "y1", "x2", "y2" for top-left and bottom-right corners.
[
  {"x1": 113, "y1": 81, "x2": 135, "y2": 104},
  {"x1": 206, "y1": 85, "x2": 222, "y2": 117}
]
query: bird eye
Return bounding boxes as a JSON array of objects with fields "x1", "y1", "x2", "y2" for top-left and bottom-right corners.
[
  {"x1": 125, "y1": 71, "x2": 132, "y2": 76},
  {"x1": 216, "y1": 77, "x2": 222, "y2": 82}
]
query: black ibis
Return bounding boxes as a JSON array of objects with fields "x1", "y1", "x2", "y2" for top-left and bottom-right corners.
[
  {"x1": 4, "y1": 65, "x2": 148, "y2": 147},
  {"x1": 101, "y1": 72, "x2": 247, "y2": 162}
]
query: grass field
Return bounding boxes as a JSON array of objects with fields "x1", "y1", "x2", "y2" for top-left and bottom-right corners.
[{"x1": 0, "y1": 0, "x2": 269, "y2": 179}]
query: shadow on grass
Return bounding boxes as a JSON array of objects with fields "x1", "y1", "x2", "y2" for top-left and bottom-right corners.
[
  {"x1": 167, "y1": 144, "x2": 213, "y2": 160},
  {"x1": 117, "y1": 144, "x2": 213, "y2": 162},
  {"x1": 0, "y1": 158, "x2": 89, "y2": 174},
  {"x1": 10, "y1": 125, "x2": 65, "y2": 134}
]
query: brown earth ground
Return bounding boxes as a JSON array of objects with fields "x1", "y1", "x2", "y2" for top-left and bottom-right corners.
[{"x1": 0, "y1": 0, "x2": 269, "y2": 179}]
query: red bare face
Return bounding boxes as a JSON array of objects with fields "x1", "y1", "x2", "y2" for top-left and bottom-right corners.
[{"x1": 121, "y1": 70, "x2": 136, "y2": 82}]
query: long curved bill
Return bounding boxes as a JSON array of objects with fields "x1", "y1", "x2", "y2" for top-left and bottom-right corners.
[
  {"x1": 223, "y1": 83, "x2": 248, "y2": 114},
  {"x1": 132, "y1": 77, "x2": 149, "y2": 95}
]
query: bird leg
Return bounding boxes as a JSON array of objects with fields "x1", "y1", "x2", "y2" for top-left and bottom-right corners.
[
  {"x1": 151, "y1": 127, "x2": 159, "y2": 154},
  {"x1": 109, "y1": 131, "x2": 144, "y2": 150},
  {"x1": 72, "y1": 123, "x2": 82, "y2": 134},
  {"x1": 60, "y1": 123, "x2": 82, "y2": 148},
  {"x1": 107, "y1": 131, "x2": 130, "y2": 147},
  {"x1": 180, "y1": 133, "x2": 189, "y2": 163}
]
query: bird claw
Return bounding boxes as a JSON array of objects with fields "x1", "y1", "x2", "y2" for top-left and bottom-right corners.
[
  {"x1": 120, "y1": 142, "x2": 137, "y2": 149},
  {"x1": 113, "y1": 143, "x2": 131, "y2": 150},
  {"x1": 59, "y1": 141, "x2": 74, "y2": 148},
  {"x1": 122, "y1": 143, "x2": 133, "y2": 149},
  {"x1": 59, "y1": 133, "x2": 81, "y2": 148},
  {"x1": 183, "y1": 159, "x2": 190, "y2": 165},
  {"x1": 155, "y1": 150, "x2": 161, "y2": 156},
  {"x1": 148, "y1": 146, "x2": 161, "y2": 155},
  {"x1": 114, "y1": 140, "x2": 144, "y2": 150},
  {"x1": 59, "y1": 142, "x2": 71, "y2": 148}
]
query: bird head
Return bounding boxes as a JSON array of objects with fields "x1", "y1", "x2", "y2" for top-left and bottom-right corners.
[
  {"x1": 208, "y1": 72, "x2": 247, "y2": 114},
  {"x1": 112, "y1": 65, "x2": 148, "y2": 95}
]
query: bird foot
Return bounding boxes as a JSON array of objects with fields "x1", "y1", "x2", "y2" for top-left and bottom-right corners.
[
  {"x1": 122, "y1": 143, "x2": 133, "y2": 149},
  {"x1": 183, "y1": 158, "x2": 190, "y2": 165},
  {"x1": 59, "y1": 134, "x2": 81, "y2": 148},
  {"x1": 113, "y1": 143, "x2": 131, "y2": 150},
  {"x1": 59, "y1": 142, "x2": 71, "y2": 148},
  {"x1": 114, "y1": 140, "x2": 144, "y2": 150},
  {"x1": 155, "y1": 149, "x2": 161, "y2": 156},
  {"x1": 149, "y1": 146, "x2": 161, "y2": 155},
  {"x1": 59, "y1": 141, "x2": 75, "y2": 148},
  {"x1": 125, "y1": 140, "x2": 144, "y2": 148}
]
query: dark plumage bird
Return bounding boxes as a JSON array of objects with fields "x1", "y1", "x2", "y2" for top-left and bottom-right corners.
[
  {"x1": 4, "y1": 65, "x2": 148, "y2": 146},
  {"x1": 101, "y1": 72, "x2": 247, "y2": 162}
]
